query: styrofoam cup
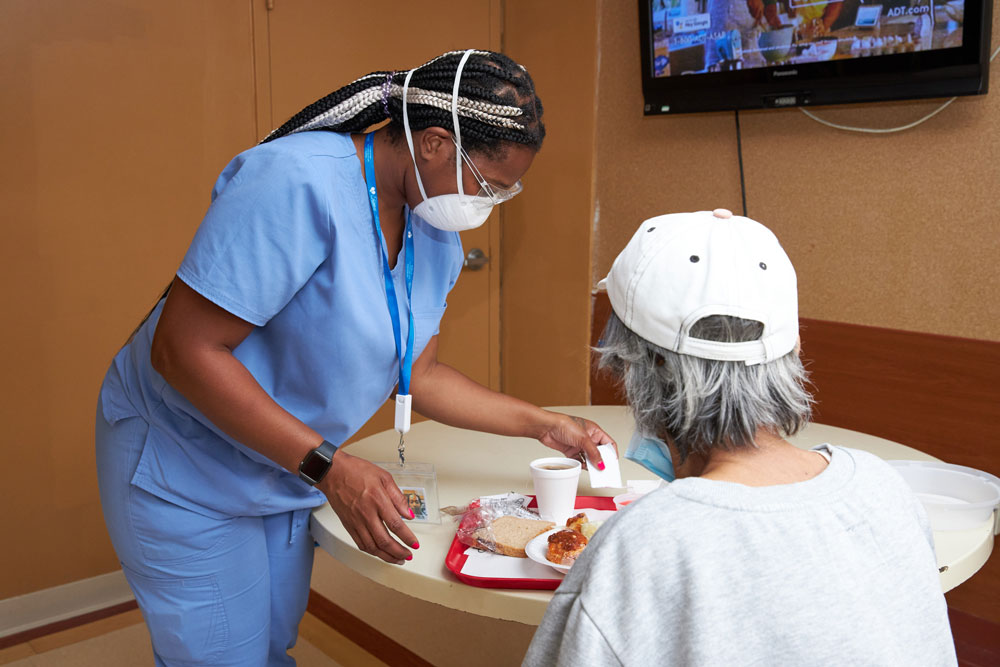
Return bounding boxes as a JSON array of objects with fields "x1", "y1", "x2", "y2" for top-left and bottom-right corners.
[{"x1": 530, "y1": 457, "x2": 582, "y2": 524}]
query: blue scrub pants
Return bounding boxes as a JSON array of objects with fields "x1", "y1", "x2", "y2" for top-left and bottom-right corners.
[{"x1": 95, "y1": 400, "x2": 315, "y2": 666}]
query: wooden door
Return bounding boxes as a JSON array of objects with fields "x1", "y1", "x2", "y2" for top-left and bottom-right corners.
[{"x1": 258, "y1": 0, "x2": 503, "y2": 438}]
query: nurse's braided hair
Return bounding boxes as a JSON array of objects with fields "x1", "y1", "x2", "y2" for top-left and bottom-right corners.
[{"x1": 260, "y1": 50, "x2": 545, "y2": 157}]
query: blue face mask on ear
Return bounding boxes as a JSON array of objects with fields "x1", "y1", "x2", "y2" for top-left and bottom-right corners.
[{"x1": 625, "y1": 430, "x2": 676, "y2": 482}]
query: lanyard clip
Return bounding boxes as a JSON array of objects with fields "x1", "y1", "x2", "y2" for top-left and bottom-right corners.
[
  {"x1": 395, "y1": 394, "x2": 411, "y2": 467},
  {"x1": 394, "y1": 394, "x2": 412, "y2": 434}
]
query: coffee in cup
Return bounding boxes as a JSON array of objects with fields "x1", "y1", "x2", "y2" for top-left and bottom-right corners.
[{"x1": 529, "y1": 457, "x2": 582, "y2": 524}]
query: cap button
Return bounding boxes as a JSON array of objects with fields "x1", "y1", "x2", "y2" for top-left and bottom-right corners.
[{"x1": 712, "y1": 208, "x2": 733, "y2": 219}]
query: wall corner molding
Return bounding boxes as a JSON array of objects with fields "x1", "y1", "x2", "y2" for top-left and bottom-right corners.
[{"x1": 0, "y1": 570, "x2": 133, "y2": 639}]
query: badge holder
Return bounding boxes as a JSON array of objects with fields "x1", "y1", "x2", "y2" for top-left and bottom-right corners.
[
  {"x1": 376, "y1": 460, "x2": 440, "y2": 524},
  {"x1": 377, "y1": 394, "x2": 440, "y2": 524}
]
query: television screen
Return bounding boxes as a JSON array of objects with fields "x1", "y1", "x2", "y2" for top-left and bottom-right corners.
[{"x1": 639, "y1": 0, "x2": 992, "y2": 113}]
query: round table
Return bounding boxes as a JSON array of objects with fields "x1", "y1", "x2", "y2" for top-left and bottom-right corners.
[{"x1": 311, "y1": 405, "x2": 996, "y2": 624}]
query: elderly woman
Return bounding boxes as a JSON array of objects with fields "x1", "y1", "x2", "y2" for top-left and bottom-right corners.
[{"x1": 524, "y1": 209, "x2": 955, "y2": 666}]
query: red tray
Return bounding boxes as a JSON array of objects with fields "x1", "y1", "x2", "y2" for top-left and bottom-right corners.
[{"x1": 444, "y1": 496, "x2": 616, "y2": 590}]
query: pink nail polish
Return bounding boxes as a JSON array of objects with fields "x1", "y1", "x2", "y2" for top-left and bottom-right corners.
[
  {"x1": 405, "y1": 555, "x2": 413, "y2": 561},
  {"x1": 408, "y1": 508, "x2": 415, "y2": 519},
  {"x1": 412, "y1": 541, "x2": 420, "y2": 549},
  {"x1": 598, "y1": 461, "x2": 606, "y2": 471}
]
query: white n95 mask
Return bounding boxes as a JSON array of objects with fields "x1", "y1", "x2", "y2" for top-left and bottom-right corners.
[
  {"x1": 401, "y1": 50, "x2": 495, "y2": 233},
  {"x1": 624, "y1": 430, "x2": 676, "y2": 482}
]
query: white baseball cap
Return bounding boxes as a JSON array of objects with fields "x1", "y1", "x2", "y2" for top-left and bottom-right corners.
[{"x1": 597, "y1": 209, "x2": 798, "y2": 366}]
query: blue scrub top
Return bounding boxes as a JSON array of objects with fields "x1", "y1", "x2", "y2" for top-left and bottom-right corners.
[{"x1": 99, "y1": 131, "x2": 464, "y2": 519}]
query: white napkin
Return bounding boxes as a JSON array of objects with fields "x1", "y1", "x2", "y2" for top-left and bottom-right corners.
[
  {"x1": 626, "y1": 479, "x2": 664, "y2": 494},
  {"x1": 461, "y1": 548, "x2": 561, "y2": 579},
  {"x1": 587, "y1": 443, "x2": 623, "y2": 489}
]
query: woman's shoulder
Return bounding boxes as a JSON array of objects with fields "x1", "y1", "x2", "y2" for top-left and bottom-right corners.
[
  {"x1": 224, "y1": 132, "x2": 358, "y2": 180},
  {"x1": 831, "y1": 445, "x2": 921, "y2": 504},
  {"x1": 251, "y1": 130, "x2": 357, "y2": 160},
  {"x1": 583, "y1": 490, "x2": 694, "y2": 556},
  {"x1": 557, "y1": 491, "x2": 690, "y2": 594},
  {"x1": 831, "y1": 446, "x2": 908, "y2": 486},
  {"x1": 211, "y1": 132, "x2": 360, "y2": 200}
]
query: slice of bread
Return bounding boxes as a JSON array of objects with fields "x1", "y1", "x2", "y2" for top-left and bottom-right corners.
[{"x1": 472, "y1": 515, "x2": 555, "y2": 558}]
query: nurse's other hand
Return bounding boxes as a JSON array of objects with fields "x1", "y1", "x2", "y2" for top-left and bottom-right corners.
[
  {"x1": 537, "y1": 413, "x2": 617, "y2": 471},
  {"x1": 319, "y1": 450, "x2": 418, "y2": 565}
]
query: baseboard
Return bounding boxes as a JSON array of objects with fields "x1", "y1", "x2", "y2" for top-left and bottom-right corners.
[
  {"x1": 0, "y1": 569, "x2": 134, "y2": 639},
  {"x1": 5, "y1": 579, "x2": 998, "y2": 666},
  {"x1": 949, "y1": 608, "x2": 1000, "y2": 667},
  {"x1": 307, "y1": 590, "x2": 433, "y2": 667}
]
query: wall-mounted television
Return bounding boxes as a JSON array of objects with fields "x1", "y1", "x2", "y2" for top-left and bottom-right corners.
[{"x1": 638, "y1": 0, "x2": 993, "y2": 114}]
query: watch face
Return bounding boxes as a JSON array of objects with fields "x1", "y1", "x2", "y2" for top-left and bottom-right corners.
[{"x1": 300, "y1": 450, "x2": 331, "y2": 484}]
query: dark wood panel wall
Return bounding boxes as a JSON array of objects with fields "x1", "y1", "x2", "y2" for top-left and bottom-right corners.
[{"x1": 590, "y1": 292, "x2": 1000, "y2": 632}]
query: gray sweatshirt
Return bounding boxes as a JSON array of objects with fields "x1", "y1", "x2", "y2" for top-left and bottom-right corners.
[{"x1": 524, "y1": 446, "x2": 955, "y2": 666}]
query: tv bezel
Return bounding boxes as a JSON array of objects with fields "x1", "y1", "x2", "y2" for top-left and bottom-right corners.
[{"x1": 638, "y1": 0, "x2": 993, "y2": 115}]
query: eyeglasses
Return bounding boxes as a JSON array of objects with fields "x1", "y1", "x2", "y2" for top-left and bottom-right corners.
[{"x1": 451, "y1": 136, "x2": 523, "y2": 205}]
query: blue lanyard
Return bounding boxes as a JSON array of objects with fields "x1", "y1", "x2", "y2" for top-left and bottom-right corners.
[{"x1": 364, "y1": 132, "x2": 415, "y2": 396}]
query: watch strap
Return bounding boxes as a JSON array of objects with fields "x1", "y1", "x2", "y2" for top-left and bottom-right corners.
[{"x1": 298, "y1": 440, "x2": 337, "y2": 486}]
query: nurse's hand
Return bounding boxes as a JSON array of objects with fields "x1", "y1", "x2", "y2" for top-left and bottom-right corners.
[
  {"x1": 537, "y1": 413, "x2": 617, "y2": 471},
  {"x1": 319, "y1": 449, "x2": 418, "y2": 565}
]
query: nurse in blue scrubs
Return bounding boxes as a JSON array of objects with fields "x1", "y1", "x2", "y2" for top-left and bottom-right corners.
[{"x1": 95, "y1": 50, "x2": 615, "y2": 666}]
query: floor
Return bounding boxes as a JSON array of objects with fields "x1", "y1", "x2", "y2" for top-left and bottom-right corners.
[{"x1": 0, "y1": 609, "x2": 388, "y2": 667}]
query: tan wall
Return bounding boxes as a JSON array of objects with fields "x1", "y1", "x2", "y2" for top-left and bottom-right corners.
[
  {"x1": 593, "y1": 3, "x2": 1000, "y2": 343},
  {"x1": 501, "y1": 0, "x2": 600, "y2": 406},
  {"x1": 0, "y1": 0, "x2": 258, "y2": 599}
]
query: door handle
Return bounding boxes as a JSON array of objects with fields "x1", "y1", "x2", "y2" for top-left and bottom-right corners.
[{"x1": 463, "y1": 248, "x2": 490, "y2": 271}]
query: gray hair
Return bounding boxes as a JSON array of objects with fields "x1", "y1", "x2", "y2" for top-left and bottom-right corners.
[{"x1": 596, "y1": 312, "x2": 813, "y2": 463}]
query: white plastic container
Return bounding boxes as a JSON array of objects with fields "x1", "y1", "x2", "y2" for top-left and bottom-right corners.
[
  {"x1": 613, "y1": 479, "x2": 665, "y2": 510},
  {"x1": 888, "y1": 460, "x2": 1000, "y2": 534},
  {"x1": 612, "y1": 492, "x2": 643, "y2": 510}
]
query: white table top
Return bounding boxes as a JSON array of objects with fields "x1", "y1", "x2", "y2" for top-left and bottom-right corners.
[{"x1": 311, "y1": 405, "x2": 995, "y2": 624}]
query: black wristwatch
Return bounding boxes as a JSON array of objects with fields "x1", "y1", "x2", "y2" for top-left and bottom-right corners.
[{"x1": 298, "y1": 440, "x2": 337, "y2": 486}]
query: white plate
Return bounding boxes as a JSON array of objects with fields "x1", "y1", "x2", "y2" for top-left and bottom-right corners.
[{"x1": 524, "y1": 509, "x2": 616, "y2": 574}]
